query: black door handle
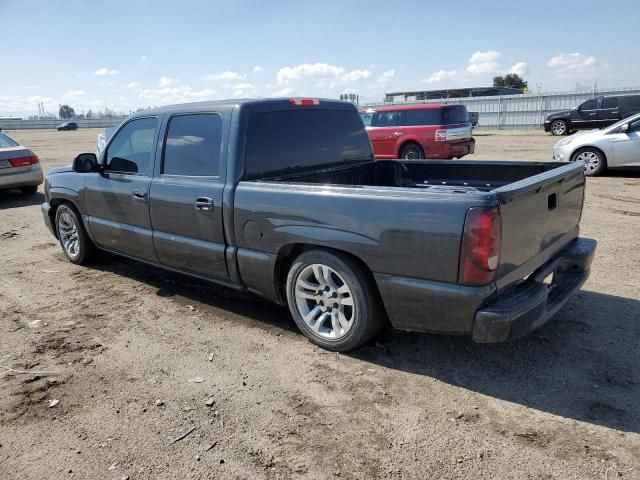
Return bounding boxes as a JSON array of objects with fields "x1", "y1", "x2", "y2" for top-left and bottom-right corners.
[
  {"x1": 195, "y1": 197, "x2": 214, "y2": 212},
  {"x1": 132, "y1": 190, "x2": 147, "y2": 201}
]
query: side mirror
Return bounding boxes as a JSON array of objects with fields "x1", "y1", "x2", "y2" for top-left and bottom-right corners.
[
  {"x1": 73, "y1": 153, "x2": 98, "y2": 173},
  {"x1": 620, "y1": 123, "x2": 629, "y2": 133}
]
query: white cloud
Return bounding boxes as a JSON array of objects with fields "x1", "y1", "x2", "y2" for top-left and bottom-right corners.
[
  {"x1": 138, "y1": 86, "x2": 216, "y2": 103},
  {"x1": 509, "y1": 62, "x2": 529, "y2": 76},
  {"x1": 271, "y1": 87, "x2": 294, "y2": 97},
  {"x1": 62, "y1": 90, "x2": 87, "y2": 100},
  {"x1": 342, "y1": 69, "x2": 372, "y2": 82},
  {"x1": 231, "y1": 83, "x2": 256, "y2": 97},
  {"x1": 203, "y1": 71, "x2": 245, "y2": 81},
  {"x1": 159, "y1": 76, "x2": 177, "y2": 87},
  {"x1": 465, "y1": 50, "x2": 500, "y2": 75},
  {"x1": 376, "y1": 69, "x2": 396, "y2": 86},
  {"x1": 94, "y1": 67, "x2": 119, "y2": 76},
  {"x1": 140, "y1": 55, "x2": 148, "y2": 61},
  {"x1": 123, "y1": 82, "x2": 139, "y2": 89},
  {"x1": 547, "y1": 53, "x2": 597, "y2": 78},
  {"x1": 276, "y1": 62, "x2": 373, "y2": 87},
  {"x1": 425, "y1": 69, "x2": 458, "y2": 83},
  {"x1": 252, "y1": 65, "x2": 264, "y2": 73}
]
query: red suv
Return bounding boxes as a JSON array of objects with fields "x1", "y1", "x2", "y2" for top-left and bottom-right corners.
[{"x1": 361, "y1": 104, "x2": 475, "y2": 160}]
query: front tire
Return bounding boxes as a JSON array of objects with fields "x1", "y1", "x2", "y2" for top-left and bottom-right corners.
[
  {"x1": 55, "y1": 204, "x2": 94, "y2": 264},
  {"x1": 286, "y1": 250, "x2": 385, "y2": 351},
  {"x1": 550, "y1": 120, "x2": 568, "y2": 136},
  {"x1": 400, "y1": 143, "x2": 424, "y2": 160},
  {"x1": 571, "y1": 147, "x2": 606, "y2": 176}
]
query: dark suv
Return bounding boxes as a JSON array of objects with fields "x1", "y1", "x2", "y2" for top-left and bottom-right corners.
[
  {"x1": 57, "y1": 122, "x2": 78, "y2": 131},
  {"x1": 544, "y1": 94, "x2": 640, "y2": 135}
]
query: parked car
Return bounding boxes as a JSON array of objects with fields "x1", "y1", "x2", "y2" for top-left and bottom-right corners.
[
  {"x1": 361, "y1": 104, "x2": 475, "y2": 160},
  {"x1": 41, "y1": 98, "x2": 595, "y2": 351},
  {"x1": 0, "y1": 132, "x2": 43, "y2": 195},
  {"x1": 57, "y1": 122, "x2": 78, "y2": 131},
  {"x1": 553, "y1": 112, "x2": 640, "y2": 176},
  {"x1": 544, "y1": 94, "x2": 640, "y2": 136}
]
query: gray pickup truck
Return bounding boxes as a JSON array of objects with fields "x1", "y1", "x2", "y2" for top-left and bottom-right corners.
[{"x1": 41, "y1": 98, "x2": 596, "y2": 351}]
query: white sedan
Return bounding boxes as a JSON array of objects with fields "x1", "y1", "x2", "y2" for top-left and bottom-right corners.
[{"x1": 553, "y1": 112, "x2": 640, "y2": 176}]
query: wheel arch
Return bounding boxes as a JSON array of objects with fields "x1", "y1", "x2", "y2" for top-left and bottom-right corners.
[
  {"x1": 397, "y1": 139, "x2": 424, "y2": 158},
  {"x1": 273, "y1": 243, "x2": 387, "y2": 318},
  {"x1": 570, "y1": 145, "x2": 608, "y2": 164}
]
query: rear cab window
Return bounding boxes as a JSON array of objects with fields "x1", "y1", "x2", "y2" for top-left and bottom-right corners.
[
  {"x1": 162, "y1": 113, "x2": 222, "y2": 177},
  {"x1": 244, "y1": 108, "x2": 372, "y2": 179}
]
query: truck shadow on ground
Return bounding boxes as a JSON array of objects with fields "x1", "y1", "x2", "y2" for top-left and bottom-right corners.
[
  {"x1": 89, "y1": 257, "x2": 638, "y2": 434},
  {"x1": 353, "y1": 289, "x2": 640, "y2": 434},
  {"x1": 0, "y1": 190, "x2": 45, "y2": 210}
]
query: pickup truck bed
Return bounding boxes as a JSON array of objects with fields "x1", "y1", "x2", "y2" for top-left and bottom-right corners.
[{"x1": 41, "y1": 98, "x2": 596, "y2": 351}]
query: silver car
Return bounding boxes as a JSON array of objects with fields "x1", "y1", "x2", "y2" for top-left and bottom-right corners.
[
  {"x1": 0, "y1": 132, "x2": 44, "y2": 195},
  {"x1": 553, "y1": 112, "x2": 640, "y2": 176}
]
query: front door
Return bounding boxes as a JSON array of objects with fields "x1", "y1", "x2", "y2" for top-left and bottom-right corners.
[
  {"x1": 610, "y1": 118, "x2": 640, "y2": 168},
  {"x1": 149, "y1": 112, "x2": 228, "y2": 280},
  {"x1": 573, "y1": 98, "x2": 600, "y2": 129},
  {"x1": 85, "y1": 117, "x2": 159, "y2": 262},
  {"x1": 369, "y1": 111, "x2": 403, "y2": 158}
]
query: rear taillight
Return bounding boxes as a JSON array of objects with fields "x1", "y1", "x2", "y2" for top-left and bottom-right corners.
[
  {"x1": 9, "y1": 155, "x2": 40, "y2": 167},
  {"x1": 435, "y1": 129, "x2": 447, "y2": 141},
  {"x1": 459, "y1": 207, "x2": 502, "y2": 286}
]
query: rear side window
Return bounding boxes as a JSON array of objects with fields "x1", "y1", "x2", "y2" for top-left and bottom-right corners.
[
  {"x1": 443, "y1": 106, "x2": 469, "y2": 124},
  {"x1": 399, "y1": 109, "x2": 443, "y2": 126},
  {"x1": 601, "y1": 98, "x2": 618, "y2": 109},
  {"x1": 624, "y1": 96, "x2": 640, "y2": 109},
  {"x1": 0, "y1": 133, "x2": 19, "y2": 148},
  {"x1": 163, "y1": 114, "x2": 222, "y2": 176},
  {"x1": 244, "y1": 109, "x2": 372, "y2": 179}
]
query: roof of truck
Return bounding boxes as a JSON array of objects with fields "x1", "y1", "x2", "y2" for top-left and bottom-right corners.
[{"x1": 131, "y1": 98, "x2": 352, "y2": 118}]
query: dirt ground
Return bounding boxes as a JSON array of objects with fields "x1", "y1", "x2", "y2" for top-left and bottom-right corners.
[{"x1": 1, "y1": 128, "x2": 639, "y2": 480}]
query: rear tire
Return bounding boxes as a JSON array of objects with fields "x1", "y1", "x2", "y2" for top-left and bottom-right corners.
[
  {"x1": 286, "y1": 250, "x2": 385, "y2": 351},
  {"x1": 55, "y1": 204, "x2": 95, "y2": 265},
  {"x1": 550, "y1": 120, "x2": 568, "y2": 136},
  {"x1": 571, "y1": 147, "x2": 606, "y2": 176},
  {"x1": 400, "y1": 143, "x2": 424, "y2": 160},
  {"x1": 20, "y1": 185, "x2": 38, "y2": 195}
]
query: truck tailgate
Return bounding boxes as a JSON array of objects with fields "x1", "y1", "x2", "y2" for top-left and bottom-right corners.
[{"x1": 493, "y1": 162, "x2": 585, "y2": 292}]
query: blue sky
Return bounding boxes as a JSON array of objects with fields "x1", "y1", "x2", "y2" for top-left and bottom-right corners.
[{"x1": 1, "y1": 0, "x2": 638, "y2": 116}]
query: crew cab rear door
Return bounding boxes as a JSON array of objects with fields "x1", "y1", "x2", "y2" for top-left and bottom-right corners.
[{"x1": 149, "y1": 112, "x2": 229, "y2": 280}]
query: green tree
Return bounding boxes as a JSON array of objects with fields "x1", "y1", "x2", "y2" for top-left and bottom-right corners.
[
  {"x1": 493, "y1": 74, "x2": 528, "y2": 90},
  {"x1": 59, "y1": 104, "x2": 76, "y2": 119}
]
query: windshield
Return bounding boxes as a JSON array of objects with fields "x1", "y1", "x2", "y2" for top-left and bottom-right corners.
[
  {"x1": 0, "y1": 133, "x2": 19, "y2": 148},
  {"x1": 604, "y1": 112, "x2": 640, "y2": 133}
]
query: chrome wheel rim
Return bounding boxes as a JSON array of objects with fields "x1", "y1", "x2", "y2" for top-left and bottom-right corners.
[
  {"x1": 294, "y1": 264, "x2": 355, "y2": 340},
  {"x1": 552, "y1": 121, "x2": 566, "y2": 135},
  {"x1": 575, "y1": 151, "x2": 600, "y2": 175},
  {"x1": 57, "y1": 211, "x2": 81, "y2": 259}
]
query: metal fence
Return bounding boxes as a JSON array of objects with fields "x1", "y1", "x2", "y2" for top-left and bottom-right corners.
[
  {"x1": 365, "y1": 86, "x2": 640, "y2": 130},
  {"x1": 0, "y1": 117, "x2": 127, "y2": 130}
]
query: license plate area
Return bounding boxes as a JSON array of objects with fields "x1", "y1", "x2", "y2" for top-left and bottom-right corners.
[{"x1": 0, "y1": 159, "x2": 11, "y2": 169}]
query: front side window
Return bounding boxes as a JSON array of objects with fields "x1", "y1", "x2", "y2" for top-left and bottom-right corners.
[
  {"x1": 580, "y1": 99, "x2": 598, "y2": 110},
  {"x1": 375, "y1": 111, "x2": 399, "y2": 127},
  {"x1": 630, "y1": 119, "x2": 640, "y2": 132},
  {"x1": 106, "y1": 117, "x2": 158, "y2": 175},
  {"x1": 601, "y1": 98, "x2": 619, "y2": 109},
  {"x1": 163, "y1": 114, "x2": 222, "y2": 176}
]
